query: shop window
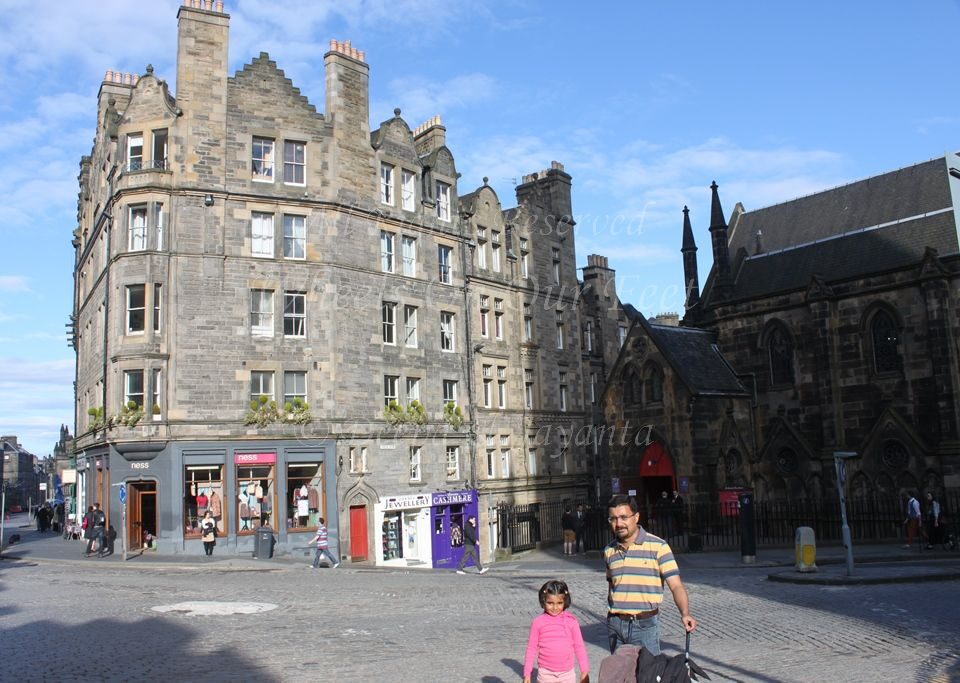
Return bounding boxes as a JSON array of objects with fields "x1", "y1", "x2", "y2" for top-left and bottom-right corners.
[
  {"x1": 236, "y1": 457, "x2": 276, "y2": 534},
  {"x1": 383, "y1": 511, "x2": 403, "y2": 560},
  {"x1": 287, "y1": 462, "x2": 323, "y2": 533},
  {"x1": 184, "y1": 465, "x2": 225, "y2": 538}
]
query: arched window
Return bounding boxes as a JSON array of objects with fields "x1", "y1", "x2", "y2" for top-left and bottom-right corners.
[
  {"x1": 767, "y1": 325, "x2": 794, "y2": 386},
  {"x1": 624, "y1": 368, "x2": 642, "y2": 405},
  {"x1": 644, "y1": 364, "x2": 664, "y2": 404},
  {"x1": 871, "y1": 309, "x2": 901, "y2": 373}
]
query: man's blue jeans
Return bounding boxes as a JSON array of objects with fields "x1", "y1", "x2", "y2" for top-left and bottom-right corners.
[
  {"x1": 313, "y1": 548, "x2": 337, "y2": 567},
  {"x1": 607, "y1": 613, "x2": 661, "y2": 655}
]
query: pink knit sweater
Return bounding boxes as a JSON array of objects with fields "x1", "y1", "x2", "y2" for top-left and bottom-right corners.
[{"x1": 523, "y1": 611, "x2": 589, "y2": 677}]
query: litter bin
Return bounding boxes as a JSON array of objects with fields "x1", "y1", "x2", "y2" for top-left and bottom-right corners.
[
  {"x1": 795, "y1": 526, "x2": 817, "y2": 572},
  {"x1": 738, "y1": 491, "x2": 756, "y2": 564},
  {"x1": 254, "y1": 526, "x2": 275, "y2": 559}
]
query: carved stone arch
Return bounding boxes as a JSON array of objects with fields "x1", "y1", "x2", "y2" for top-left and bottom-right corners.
[
  {"x1": 717, "y1": 448, "x2": 747, "y2": 489},
  {"x1": 922, "y1": 469, "x2": 943, "y2": 496},
  {"x1": 859, "y1": 301, "x2": 904, "y2": 375},
  {"x1": 759, "y1": 318, "x2": 796, "y2": 387},
  {"x1": 895, "y1": 471, "x2": 919, "y2": 493},
  {"x1": 718, "y1": 413, "x2": 752, "y2": 464},
  {"x1": 622, "y1": 363, "x2": 644, "y2": 405},
  {"x1": 641, "y1": 360, "x2": 664, "y2": 404},
  {"x1": 849, "y1": 471, "x2": 871, "y2": 498},
  {"x1": 806, "y1": 473, "x2": 824, "y2": 500},
  {"x1": 340, "y1": 478, "x2": 379, "y2": 513},
  {"x1": 757, "y1": 417, "x2": 816, "y2": 472},
  {"x1": 876, "y1": 471, "x2": 896, "y2": 496},
  {"x1": 751, "y1": 474, "x2": 770, "y2": 501}
]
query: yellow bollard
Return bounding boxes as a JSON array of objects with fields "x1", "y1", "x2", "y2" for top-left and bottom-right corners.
[{"x1": 795, "y1": 526, "x2": 817, "y2": 572}]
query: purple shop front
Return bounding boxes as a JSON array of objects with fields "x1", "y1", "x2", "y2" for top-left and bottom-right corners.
[{"x1": 430, "y1": 489, "x2": 478, "y2": 569}]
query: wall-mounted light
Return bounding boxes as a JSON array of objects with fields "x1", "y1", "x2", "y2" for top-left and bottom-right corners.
[{"x1": 203, "y1": 193, "x2": 214, "y2": 207}]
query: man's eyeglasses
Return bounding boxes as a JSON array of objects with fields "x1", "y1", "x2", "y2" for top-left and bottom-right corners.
[{"x1": 607, "y1": 514, "x2": 637, "y2": 523}]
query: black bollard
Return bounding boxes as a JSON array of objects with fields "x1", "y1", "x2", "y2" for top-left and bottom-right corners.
[{"x1": 739, "y1": 491, "x2": 756, "y2": 563}]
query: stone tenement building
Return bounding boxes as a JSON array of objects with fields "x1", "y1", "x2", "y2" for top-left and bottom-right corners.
[
  {"x1": 602, "y1": 155, "x2": 960, "y2": 505},
  {"x1": 71, "y1": 1, "x2": 627, "y2": 563}
]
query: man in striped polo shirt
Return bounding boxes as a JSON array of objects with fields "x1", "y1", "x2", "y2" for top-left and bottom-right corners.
[{"x1": 603, "y1": 493, "x2": 697, "y2": 654}]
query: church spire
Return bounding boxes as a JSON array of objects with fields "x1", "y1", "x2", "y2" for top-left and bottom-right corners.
[
  {"x1": 708, "y1": 181, "x2": 732, "y2": 292},
  {"x1": 681, "y1": 205, "x2": 700, "y2": 309}
]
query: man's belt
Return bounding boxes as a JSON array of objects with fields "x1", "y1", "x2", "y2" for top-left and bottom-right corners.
[{"x1": 608, "y1": 608, "x2": 659, "y2": 621}]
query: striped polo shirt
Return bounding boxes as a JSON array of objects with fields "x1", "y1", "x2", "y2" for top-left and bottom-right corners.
[{"x1": 604, "y1": 527, "x2": 679, "y2": 614}]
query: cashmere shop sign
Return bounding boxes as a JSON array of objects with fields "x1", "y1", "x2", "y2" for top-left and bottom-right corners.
[
  {"x1": 432, "y1": 490, "x2": 474, "y2": 506},
  {"x1": 234, "y1": 452, "x2": 276, "y2": 465},
  {"x1": 383, "y1": 493, "x2": 431, "y2": 511}
]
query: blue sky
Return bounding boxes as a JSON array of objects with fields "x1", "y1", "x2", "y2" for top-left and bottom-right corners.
[{"x1": 1, "y1": 0, "x2": 958, "y2": 456}]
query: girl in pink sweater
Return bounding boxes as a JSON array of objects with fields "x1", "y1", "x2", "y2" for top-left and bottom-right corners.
[{"x1": 523, "y1": 580, "x2": 590, "y2": 683}]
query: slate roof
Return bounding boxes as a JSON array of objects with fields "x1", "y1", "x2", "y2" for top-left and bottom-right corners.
[
  {"x1": 701, "y1": 155, "x2": 958, "y2": 303},
  {"x1": 637, "y1": 317, "x2": 748, "y2": 397}
]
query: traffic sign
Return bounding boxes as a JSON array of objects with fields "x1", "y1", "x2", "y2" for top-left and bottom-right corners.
[{"x1": 119, "y1": 485, "x2": 127, "y2": 505}]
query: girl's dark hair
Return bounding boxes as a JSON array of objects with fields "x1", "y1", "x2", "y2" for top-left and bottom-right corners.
[{"x1": 538, "y1": 579, "x2": 571, "y2": 609}]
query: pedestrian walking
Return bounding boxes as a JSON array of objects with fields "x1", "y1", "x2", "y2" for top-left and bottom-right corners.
[
  {"x1": 84, "y1": 503, "x2": 106, "y2": 557},
  {"x1": 902, "y1": 489, "x2": 921, "y2": 548},
  {"x1": 669, "y1": 490, "x2": 684, "y2": 536},
  {"x1": 523, "y1": 579, "x2": 590, "y2": 683},
  {"x1": 925, "y1": 492, "x2": 944, "y2": 549},
  {"x1": 200, "y1": 510, "x2": 217, "y2": 556},
  {"x1": 574, "y1": 504, "x2": 588, "y2": 554},
  {"x1": 603, "y1": 494, "x2": 697, "y2": 655},
  {"x1": 562, "y1": 506, "x2": 577, "y2": 556},
  {"x1": 309, "y1": 518, "x2": 339, "y2": 568},
  {"x1": 455, "y1": 515, "x2": 489, "y2": 575}
]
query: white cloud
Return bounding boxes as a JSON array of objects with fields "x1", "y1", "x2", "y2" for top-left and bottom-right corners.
[
  {"x1": 0, "y1": 276, "x2": 30, "y2": 292},
  {"x1": 379, "y1": 74, "x2": 497, "y2": 129},
  {"x1": 0, "y1": 357, "x2": 74, "y2": 455}
]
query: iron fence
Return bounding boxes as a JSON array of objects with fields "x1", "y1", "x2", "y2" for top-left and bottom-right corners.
[{"x1": 496, "y1": 492, "x2": 960, "y2": 554}]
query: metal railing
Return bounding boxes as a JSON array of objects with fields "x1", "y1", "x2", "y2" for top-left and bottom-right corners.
[{"x1": 496, "y1": 493, "x2": 960, "y2": 553}]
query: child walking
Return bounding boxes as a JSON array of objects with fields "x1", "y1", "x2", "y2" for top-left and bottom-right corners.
[{"x1": 523, "y1": 580, "x2": 590, "y2": 683}]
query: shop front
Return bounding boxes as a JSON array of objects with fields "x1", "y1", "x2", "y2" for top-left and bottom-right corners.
[
  {"x1": 374, "y1": 493, "x2": 433, "y2": 567},
  {"x1": 107, "y1": 439, "x2": 336, "y2": 556},
  {"x1": 430, "y1": 489, "x2": 478, "y2": 570}
]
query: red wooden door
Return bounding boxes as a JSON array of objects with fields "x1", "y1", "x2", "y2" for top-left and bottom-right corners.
[{"x1": 349, "y1": 505, "x2": 368, "y2": 562}]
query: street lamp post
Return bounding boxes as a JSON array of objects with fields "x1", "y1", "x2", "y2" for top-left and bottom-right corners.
[{"x1": 833, "y1": 451, "x2": 859, "y2": 576}]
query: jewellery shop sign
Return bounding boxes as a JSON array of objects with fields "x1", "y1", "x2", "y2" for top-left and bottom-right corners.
[{"x1": 383, "y1": 493, "x2": 431, "y2": 511}]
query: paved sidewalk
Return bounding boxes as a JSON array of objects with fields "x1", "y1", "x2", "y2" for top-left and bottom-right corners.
[{"x1": 4, "y1": 511, "x2": 959, "y2": 584}]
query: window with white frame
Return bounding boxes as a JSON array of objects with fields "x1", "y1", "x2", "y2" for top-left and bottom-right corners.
[
  {"x1": 383, "y1": 375, "x2": 399, "y2": 406},
  {"x1": 523, "y1": 303, "x2": 533, "y2": 342},
  {"x1": 527, "y1": 447, "x2": 538, "y2": 476},
  {"x1": 520, "y1": 238, "x2": 529, "y2": 278},
  {"x1": 283, "y1": 215, "x2": 305, "y2": 259},
  {"x1": 153, "y1": 284, "x2": 162, "y2": 333},
  {"x1": 126, "y1": 285, "x2": 145, "y2": 334},
  {"x1": 403, "y1": 305, "x2": 418, "y2": 347},
  {"x1": 500, "y1": 448, "x2": 510, "y2": 478},
  {"x1": 405, "y1": 377, "x2": 420, "y2": 405},
  {"x1": 440, "y1": 311, "x2": 455, "y2": 351},
  {"x1": 349, "y1": 446, "x2": 367, "y2": 474},
  {"x1": 559, "y1": 371, "x2": 568, "y2": 411},
  {"x1": 252, "y1": 136, "x2": 275, "y2": 181},
  {"x1": 585, "y1": 320, "x2": 593, "y2": 352},
  {"x1": 482, "y1": 365, "x2": 492, "y2": 408},
  {"x1": 401, "y1": 236, "x2": 417, "y2": 276},
  {"x1": 476, "y1": 228, "x2": 487, "y2": 269},
  {"x1": 436, "y1": 181, "x2": 451, "y2": 221},
  {"x1": 283, "y1": 291, "x2": 306, "y2": 337},
  {"x1": 618, "y1": 326, "x2": 628, "y2": 347},
  {"x1": 497, "y1": 366, "x2": 507, "y2": 409},
  {"x1": 445, "y1": 445, "x2": 460, "y2": 480},
  {"x1": 524, "y1": 368, "x2": 534, "y2": 409},
  {"x1": 380, "y1": 163, "x2": 394, "y2": 205},
  {"x1": 283, "y1": 371, "x2": 307, "y2": 405},
  {"x1": 127, "y1": 133, "x2": 143, "y2": 171},
  {"x1": 486, "y1": 436, "x2": 495, "y2": 478},
  {"x1": 560, "y1": 432, "x2": 570, "y2": 474},
  {"x1": 381, "y1": 231, "x2": 395, "y2": 273},
  {"x1": 151, "y1": 368, "x2": 161, "y2": 415},
  {"x1": 152, "y1": 129, "x2": 168, "y2": 169},
  {"x1": 129, "y1": 205, "x2": 147, "y2": 251},
  {"x1": 556, "y1": 311, "x2": 564, "y2": 349},
  {"x1": 552, "y1": 247, "x2": 561, "y2": 283},
  {"x1": 122, "y1": 370, "x2": 144, "y2": 409},
  {"x1": 382, "y1": 301, "x2": 397, "y2": 345},
  {"x1": 153, "y1": 203, "x2": 164, "y2": 250},
  {"x1": 251, "y1": 289, "x2": 274, "y2": 337},
  {"x1": 252, "y1": 212, "x2": 274, "y2": 257},
  {"x1": 442, "y1": 379, "x2": 458, "y2": 407},
  {"x1": 283, "y1": 140, "x2": 305, "y2": 185},
  {"x1": 480, "y1": 307, "x2": 489, "y2": 338},
  {"x1": 494, "y1": 309, "x2": 504, "y2": 340},
  {"x1": 438, "y1": 245, "x2": 453, "y2": 284},
  {"x1": 590, "y1": 373, "x2": 597, "y2": 404},
  {"x1": 250, "y1": 370, "x2": 274, "y2": 402},
  {"x1": 401, "y1": 170, "x2": 415, "y2": 211},
  {"x1": 491, "y1": 231, "x2": 501, "y2": 272},
  {"x1": 409, "y1": 446, "x2": 422, "y2": 482}
]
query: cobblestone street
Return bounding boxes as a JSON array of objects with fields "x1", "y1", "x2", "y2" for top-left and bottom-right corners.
[{"x1": 1, "y1": 553, "x2": 958, "y2": 682}]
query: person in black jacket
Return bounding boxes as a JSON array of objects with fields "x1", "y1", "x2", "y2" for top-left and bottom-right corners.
[
  {"x1": 455, "y1": 516, "x2": 489, "y2": 575},
  {"x1": 84, "y1": 503, "x2": 106, "y2": 557}
]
